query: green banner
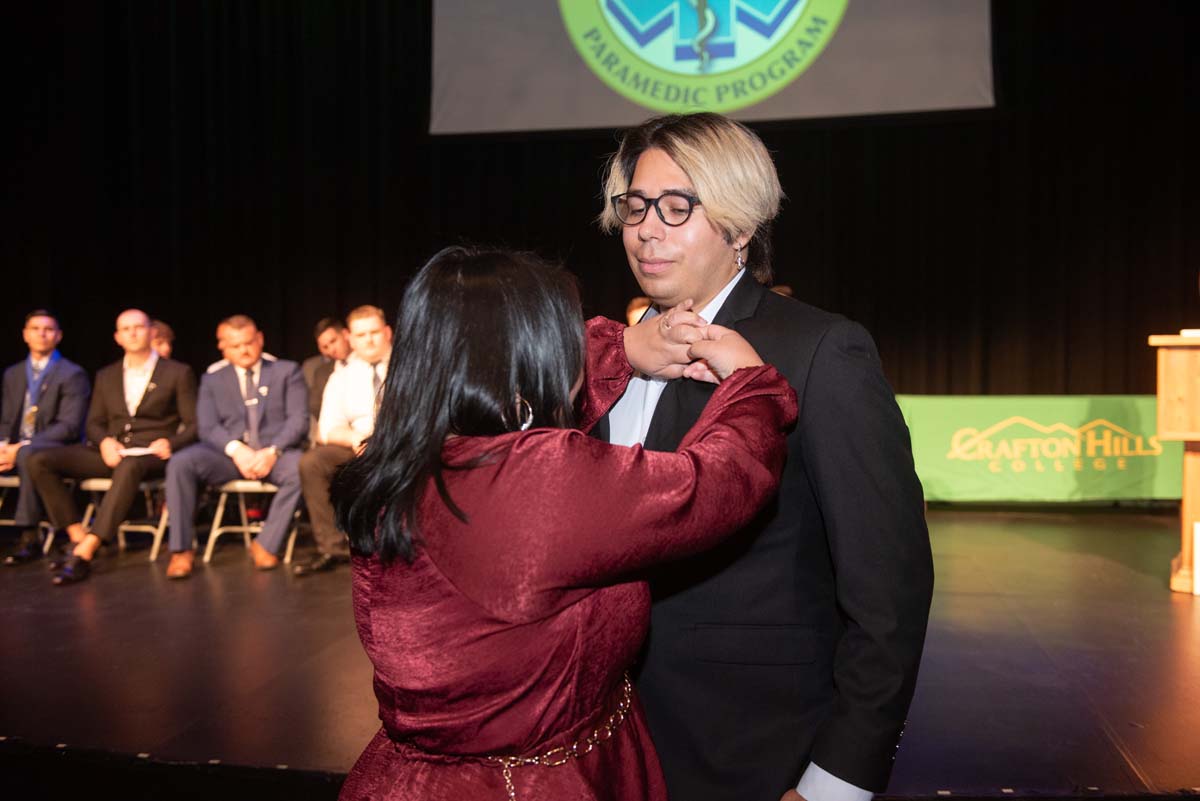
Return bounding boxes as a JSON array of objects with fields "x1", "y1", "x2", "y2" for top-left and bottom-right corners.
[{"x1": 895, "y1": 395, "x2": 1182, "y2": 502}]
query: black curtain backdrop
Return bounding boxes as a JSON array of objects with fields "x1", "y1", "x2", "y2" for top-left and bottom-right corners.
[{"x1": 3, "y1": 1, "x2": 1197, "y2": 395}]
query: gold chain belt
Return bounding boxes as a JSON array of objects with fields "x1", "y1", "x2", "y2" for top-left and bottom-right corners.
[{"x1": 484, "y1": 673, "x2": 633, "y2": 801}]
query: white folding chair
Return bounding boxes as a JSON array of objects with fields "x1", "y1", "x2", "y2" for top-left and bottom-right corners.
[
  {"x1": 68, "y1": 477, "x2": 171, "y2": 561},
  {"x1": 0, "y1": 474, "x2": 19, "y2": 527},
  {"x1": 202, "y1": 480, "x2": 300, "y2": 564}
]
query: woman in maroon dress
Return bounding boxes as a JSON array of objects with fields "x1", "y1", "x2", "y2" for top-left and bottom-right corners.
[{"x1": 332, "y1": 247, "x2": 797, "y2": 801}]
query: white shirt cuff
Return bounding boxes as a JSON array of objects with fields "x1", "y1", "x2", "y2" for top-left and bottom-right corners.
[
  {"x1": 797, "y1": 763, "x2": 873, "y2": 801},
  {"x1": 224, "y1": 440, "x2": 245, "y2": 457}
]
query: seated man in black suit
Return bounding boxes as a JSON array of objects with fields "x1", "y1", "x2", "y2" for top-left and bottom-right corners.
[
  {"x1": 595, "y1": 114, "x2": 934, "y2": 801},
  {"x1": 27, "y1": 308, "x2": 198, "y2": 585},
  {"x1": 1, "y1": 310, "x2": 91, "y2": 565}
]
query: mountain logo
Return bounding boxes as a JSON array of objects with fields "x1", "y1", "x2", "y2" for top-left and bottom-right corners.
[{"x1": 560, "y1": 0, "x2": 848, "y2": 113}]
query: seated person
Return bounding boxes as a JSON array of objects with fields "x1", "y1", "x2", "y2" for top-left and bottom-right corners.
[
  {"x1": 27, "y1": 308, "x2": 197, "y2": 585},
  {"x1": 1, "y1": 310, "x2": 91, "y2": 565},
  {"x1": 294, "y1": 305, "x2": 390, "y2": 577},
  {"x1": 150, "y1": 319, "x2": 175, "y2": 359},
  {"x1": 206, "y1": 317, "x2": 278, "y2": 374},
  {"x1": 302, "y1": 316, "x2": 351, "y2": 441},
  {"x1": 163, "y1": 314, "x2": 308, "y2": 578}
]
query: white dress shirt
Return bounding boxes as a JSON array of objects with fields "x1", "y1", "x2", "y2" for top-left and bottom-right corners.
[
  {"x1": 122, "y1": 351, "x2": 159, "y2": 417},
  {"x1": 607, "y1": 268, "x2": 872, "y2": 801},
  {"x1": 317, "y1": 351, "x2": 389, "y2": 444}
]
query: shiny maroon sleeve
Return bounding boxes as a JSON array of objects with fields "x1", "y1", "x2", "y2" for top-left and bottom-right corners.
[
  {"x1": 576, "y1": 316, "x2": 633, "y2": 433},
  {"x1": 436, "y1": 366, "x2": 798, "y2": 619}
]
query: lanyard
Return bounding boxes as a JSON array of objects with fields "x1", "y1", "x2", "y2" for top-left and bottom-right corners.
[{"x1": 25, "y1": 351, "x2": 59, "y2": 406}]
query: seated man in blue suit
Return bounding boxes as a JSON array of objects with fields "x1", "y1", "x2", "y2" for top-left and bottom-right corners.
[
  {"x1": 164, "y1": 314, "x2": 308, "y2": 579},
  {"x1": 1, "y1": 310, "x2": 91, "y2": 565}
]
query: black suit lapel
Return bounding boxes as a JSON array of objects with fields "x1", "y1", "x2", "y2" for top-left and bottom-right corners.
[
  {"x1": 133, "y1": 359, "x2": 166, "y2": 417},
  {"x1": 642, "y1": 274, "x2": 768, "y2": 452},
  {"x1": 709, "y1": 270, "x2": 766, "y2": 328}
]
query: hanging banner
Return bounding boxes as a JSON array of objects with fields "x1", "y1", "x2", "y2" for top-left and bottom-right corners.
[{"x1": 896, "y1": 395, "x2": 1182, "y2": 502}]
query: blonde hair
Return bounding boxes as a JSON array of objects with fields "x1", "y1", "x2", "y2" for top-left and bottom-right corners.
[
  {"x1": 599, "y1": 113, "x2": 784, "y2": 283},
  {"x1": 346, "y1": 305, "x2": 388, "y2": 326}
]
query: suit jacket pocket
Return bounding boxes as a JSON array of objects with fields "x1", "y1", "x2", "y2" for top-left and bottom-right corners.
[{"x1": 692, "y1": 624, "x2": 816, "y2": 665}]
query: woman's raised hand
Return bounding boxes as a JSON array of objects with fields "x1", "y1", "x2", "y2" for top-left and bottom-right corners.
[
  {"x1": 623, "y1": 300, "x2": 709, "y2": 379},
  {"x1": 682, "y1": 324, "x2": 764, "y2": 383}
]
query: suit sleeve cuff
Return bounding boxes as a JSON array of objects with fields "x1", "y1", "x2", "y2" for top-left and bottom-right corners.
[{"x1": 797, "y1": 763, "x2": 874, "y2": 801}]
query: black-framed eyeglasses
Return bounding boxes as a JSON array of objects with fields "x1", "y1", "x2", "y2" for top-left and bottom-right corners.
[{"x1": 611, "y1": 192, "x2": 702, "y2": 227}]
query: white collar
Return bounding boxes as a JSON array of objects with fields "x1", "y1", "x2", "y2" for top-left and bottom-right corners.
[
  {"x1": 123, "y1": 350, "x2": 159, "y2": 374},
  {"x1": 644, "y1": 268, "x2": 746, "y2": 324}
]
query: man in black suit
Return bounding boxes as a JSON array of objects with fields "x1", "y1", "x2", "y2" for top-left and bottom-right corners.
[
  {"x1": 27, "y1": 308, "x2": 198, "y2": 585},
  {"x1": 1, "y1": 310, "x2": 91, "y2": 564},
  {"x1": 595, "y1": 114, "x2": 934, "y2": 801}
]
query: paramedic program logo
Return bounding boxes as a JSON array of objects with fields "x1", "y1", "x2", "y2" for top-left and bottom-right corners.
[{"x1": 560, "y1": 0, "x2": 848, "y2": 113}]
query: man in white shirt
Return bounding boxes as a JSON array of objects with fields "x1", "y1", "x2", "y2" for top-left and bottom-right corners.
[
  {"x1": 162, "y1": 315, "x2": 309, "y2": 578},
  {"x1": 301, "y1": 317, "x2": 351, "y2": 443},
  {"x1": 594, "y1": 114, "x2": 933, "y2": 801},
  {"x1": 295, "y1": 305, "x2": 391, "y2": 576}
]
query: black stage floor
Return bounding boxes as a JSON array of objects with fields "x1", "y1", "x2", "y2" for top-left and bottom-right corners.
[{"x1": 1, "y1": 510, "x2": 1198, "y2": 799}]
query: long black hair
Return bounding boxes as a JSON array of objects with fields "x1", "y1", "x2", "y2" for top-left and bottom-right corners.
[{"x1": 331, "y1": 246, "x2": 585, "y2": 563}]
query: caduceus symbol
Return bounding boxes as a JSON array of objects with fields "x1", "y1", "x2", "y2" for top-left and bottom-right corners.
[{"x1": 687, "y1": 0, "x2": 717, "y2": 73}]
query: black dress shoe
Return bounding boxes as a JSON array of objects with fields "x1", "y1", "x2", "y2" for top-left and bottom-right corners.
[
  {"x1": 47, "y1": 546, "x2": 71, "y2": 572},
  {"x1": 3, "y1": 533, "x2": 43, "y2": 566},
  {"x1": 292, "y1": 553, "x2": 347, "y2": 577},
  {"x1": 51, "y1": 554, "x2": 92, "y2": 585}
]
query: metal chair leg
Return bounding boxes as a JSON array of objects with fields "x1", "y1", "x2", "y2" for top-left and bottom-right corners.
[
  {"x1": 282, "y1": 509, "x2": 303, "y2": 565},
  {"x1": 238, "y1": 493, "x2": 253, "y2": 549},
  {"x1": 203, "y1": 491, "x2": 230, "y2": 564},
  {"x1": 82, "y1": 496, "x2": 98, "y2": 530},
  {"x1": 149, "y1": 504, "x2": 169, "y2": 562}
]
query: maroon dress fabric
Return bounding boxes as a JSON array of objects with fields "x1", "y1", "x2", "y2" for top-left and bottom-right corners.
[{"x1": 339, "y1": 318, "x2": 798, "y2": 801}]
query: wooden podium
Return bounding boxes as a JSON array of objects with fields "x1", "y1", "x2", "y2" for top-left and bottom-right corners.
[{"x1": 1148, "y1": 334, "x2": 1200, "y2": 593}]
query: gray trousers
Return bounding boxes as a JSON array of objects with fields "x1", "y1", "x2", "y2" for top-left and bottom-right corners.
[{"x1": 298, "y1": 444, "x2": 353, "y2": 558}]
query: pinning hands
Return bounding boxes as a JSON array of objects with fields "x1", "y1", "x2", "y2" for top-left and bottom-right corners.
[
  {"x1": 623, "y1": 303, "x2": 765, "y2": 383},
  {"x1": 624, "y1": 300, "x2": 708, "y2": 379},
  {"x1": 684, "y1": 324, "x2": 764, "y2": 384}
]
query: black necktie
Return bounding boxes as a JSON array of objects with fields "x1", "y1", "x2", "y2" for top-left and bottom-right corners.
[{"x1": 244, "y1": 368, "x2": 261, "y2": 449}]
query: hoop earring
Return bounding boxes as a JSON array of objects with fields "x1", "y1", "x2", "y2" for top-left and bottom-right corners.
[
  {"x1": 514, "y1": 394, "x2": 533, "y2": 431},
  {"x1": 735, "y1": 245, "x2": 745, "y2": 270}
]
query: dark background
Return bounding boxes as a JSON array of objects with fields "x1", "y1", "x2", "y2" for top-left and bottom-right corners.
[{"x1": 3, "y1": 1, "x2": 1196, "y2": 395}]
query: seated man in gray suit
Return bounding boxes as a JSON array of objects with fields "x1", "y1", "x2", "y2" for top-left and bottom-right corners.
[
  {"x1": 1, "y1": 310, "x2": 91, "y2": 565},
  {"x1": 164, "y1": 314, "x2": 308, "y2": 579}
]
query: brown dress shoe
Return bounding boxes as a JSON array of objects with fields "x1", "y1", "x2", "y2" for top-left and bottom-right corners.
[
  {"x1": 249, "y1": 540, "x2": 279, "y2": 571},
  {"x1": 166, "y1": 550, "x2": 195, "y2": 579}
]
